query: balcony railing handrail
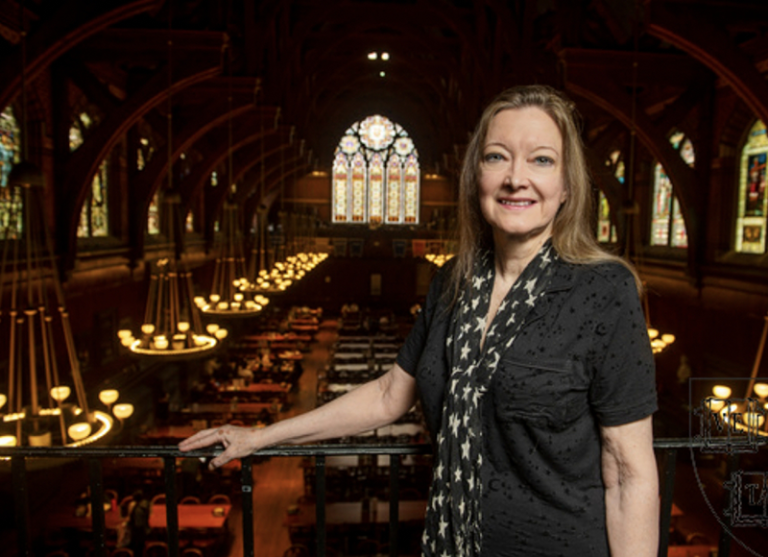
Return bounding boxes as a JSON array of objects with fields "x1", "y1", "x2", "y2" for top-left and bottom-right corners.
[{"x1": 0, "y1": 438, "x2": 757, "y2": 557}]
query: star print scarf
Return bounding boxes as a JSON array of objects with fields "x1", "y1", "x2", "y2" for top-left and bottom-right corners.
[{"x1": 422, "y1": 241, "x2": 557, "y2": 557}]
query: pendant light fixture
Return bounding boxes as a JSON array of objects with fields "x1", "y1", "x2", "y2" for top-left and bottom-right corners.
[
  {"x1": 0, "y1": 1, "x2": 123, "y2": 448},
  {"x1": 196, "y1": 40, "x2": 268, "y2": 317},
  {"x1": 117, "y1": 4, "x2": 226, "y2": 359}
]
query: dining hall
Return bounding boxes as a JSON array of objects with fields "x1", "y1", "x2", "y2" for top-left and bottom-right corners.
[{"x1": 0, "y1": 0, "x2": 767, "y2": 556}]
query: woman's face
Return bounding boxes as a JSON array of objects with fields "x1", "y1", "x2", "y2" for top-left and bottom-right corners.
[{"x1": 478, "y1": 107, "x2": 566, "y2": 246}]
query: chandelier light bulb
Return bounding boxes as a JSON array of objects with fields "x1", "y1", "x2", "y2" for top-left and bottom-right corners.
[
  {"x1": 206, "y1": 323, "x2": 220, "y2": 335},
  {"x1": 50, "y1": 386, "x2": 71, "y2": 403},
  {"x1": 0, "y1": 393, "x2": 6, "y2": 410},
  {"x1": 178, "y1": 321, "x2": 190, "y2": 333},
  {"x1": 214, "y1": 328, "x2": 229, "y2": 340},
  {"x1": 154, "y1": 336, "x2": 169, "y2": 350},
  {"x1": 113, "y1": 403, "x2": 134, "y2": 420},
  {"x1": 713, "y1": 385, "x2": 732, "y2": 399},
  {"x1": 0, "y1": 435, "x2": 17, "y2": 447},
  {"x1": 117, "y1": 329, "x2": 133, "y2": 340},
  {"x1": 141, "y1": 323, "x2": 155, "y2": 335},
  {"x1": 99, "y1": 389, "x2": 119, "y2": 406},
  {"x1": 753, "y1": 383, "x2": 768, "y2": 399},
  {"x1": 68, "y1": 422, "x2": 92, "y2": 441}
]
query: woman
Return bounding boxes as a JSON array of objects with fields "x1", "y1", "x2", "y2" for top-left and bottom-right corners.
[{"x1": 180, "y1": 84, "x2": 659, "y2": 556}]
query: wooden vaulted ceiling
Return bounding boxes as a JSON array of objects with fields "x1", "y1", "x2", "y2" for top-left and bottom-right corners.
[{"x1": 2, "y1": 0, "x2": 768, "y2": 268}]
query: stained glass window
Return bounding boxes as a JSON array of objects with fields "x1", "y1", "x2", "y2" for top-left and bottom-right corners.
[
  {"x1": 597, "y1": 191, "x2": 617, "y2": 243},
  {"x1": 607, "y1": 150, "x2": 625, "y2": 184},
  {"x1": 0, "y1": 106, "x2": 21, "y2": 239},
  {"x1": 77, "y1": 159, "x2": 109, "y2": 237},
  {"x1": 650, "y1": 131, "x2": 692, "y2": 248},
  {"x1": 137, "y1": 136, "x2": 155, "y2": 171},
  {"x1": 332, "y1": 115, "x2": 419, "y2": 224},
  {"x1": 147, "y1": 192, "x2": 160, "y2": 235},
  {"x1": 69, "y1": 112, "x2": 93, "y2": 152},
  {"x1": 186, "y1": 211, "x2": 194, "y2": 233},
  {"x1": 598, "y1": 151, "x2": 622, "y2": 243},
  {"x1": 735, "y1": 120, "x2": 768, "y2": 253}
]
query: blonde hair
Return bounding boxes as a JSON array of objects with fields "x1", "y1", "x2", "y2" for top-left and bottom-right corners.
[{"x1": 449, "y1": 84, "x2": 640, "y2": 300}]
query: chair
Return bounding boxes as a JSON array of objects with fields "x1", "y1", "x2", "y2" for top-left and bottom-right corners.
[
  {"x1": 118, "y1": 495, "x2": 135, "y2": 518},
  {"x1": 207, "y1": 493, "x2": 230, "y2": 505},
  {"x1": 142, "y1": 541, "x2": 169, "y2": 557},
  {"x1": 179, "y1": 495, "x2": 200, "y2": 505},
  {"x1": 149, "y1": 494, "x2": 166, "y2": 506}
]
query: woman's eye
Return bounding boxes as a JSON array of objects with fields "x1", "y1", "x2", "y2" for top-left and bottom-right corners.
[
  {"x1": 483, "y1": 153, "x2": 503, "y2": 163},
  {"x1": 534, "y1": 156, "x2": 554, "y2": 166}
]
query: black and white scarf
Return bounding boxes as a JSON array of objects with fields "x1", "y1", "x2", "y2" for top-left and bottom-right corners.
[{"x1": 422, "y1": 242, "x2": 557, "y2": 556}]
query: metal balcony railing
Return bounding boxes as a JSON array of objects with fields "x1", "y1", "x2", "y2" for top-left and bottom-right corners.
[{"x1": 0, "y1": 438, "x2": 761, "y2": 557}]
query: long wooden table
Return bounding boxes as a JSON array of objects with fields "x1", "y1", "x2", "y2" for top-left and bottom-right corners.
[{"x1": 46, "y1": 503, "x2": 232, "y2": 531}]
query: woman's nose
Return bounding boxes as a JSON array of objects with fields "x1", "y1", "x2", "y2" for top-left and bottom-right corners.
[{"x1": 504, "y1": 160, "x2": 528, "y2": 188}]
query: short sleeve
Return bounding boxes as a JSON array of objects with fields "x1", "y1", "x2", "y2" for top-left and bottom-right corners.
[
  {"x1": 396, "y1": 264, "x2": 451, "y2": 376},
  {"x1": 588, "y1": 266, "x2": 658, "y2": 427}
]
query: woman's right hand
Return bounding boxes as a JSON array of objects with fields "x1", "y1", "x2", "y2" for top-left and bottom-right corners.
[{"x1": 178, "y1": 424, "x2": 265, "y2": 471}]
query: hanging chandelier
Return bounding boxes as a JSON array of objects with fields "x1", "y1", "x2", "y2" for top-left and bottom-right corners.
[
  {"x1": 0, "y1": 3, "x2": 129, "y2": 449},
  {"x1": 0, "y1": 178, "x2": 129, "y2": 448},
  {"x1": 196, "y1": 52, "x2": 268, "y2": 318},
  {"x1": 240, "y1": 123, "x2": 328, "y2": 294},
  {"x1": 425, "y1": 252, "x2": 454, "y2": 267},
  {"x1": 117, "y1": 18, "x2": 226, "y2": 359},
  {"x1": 622, "y1": 26, "x2": 674, "y2": 357},
  {"x1": 196, "y1": 200, "x2": 270, "y2": 316},
  {"x1": 117, "y1": 198, "x2": 228, "y2": 359}
]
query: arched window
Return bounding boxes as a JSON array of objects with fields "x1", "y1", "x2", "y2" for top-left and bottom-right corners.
[
  {"x1": 650, "y1": 131, "x2": 692, "y2": 248},
  {"x1": 71, "y1": 109, "x2": 110, "y2": 238},
  {"x1": 0, "y1": 106, "x2": 21, "y2": 239},
  {"x1": 332, "y1": 115, "x2": 419, "y2": 224},
  {"x1": 147, "y1": 192, "x2": 160, "y2": 235},
  {"x1": 77, "y1": 159, "x2": 109, "y2": 237},
  {"x1": 597, "y1": 191, "x2": 617, "y2": 243},
  {"x1": 69, "y1": 112, "x2": 93, "y2": 151},
  {"x1": 598, "y1": 150, "x2": 623, "y2": 243},
  {"x1": 735, "y1": 120, "x2": 768, "y2": 254}
]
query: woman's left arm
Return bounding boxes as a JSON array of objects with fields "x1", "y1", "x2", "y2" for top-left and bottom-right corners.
[{"x1": 601, "y1": 415, "x2": 659, "y2": 557}]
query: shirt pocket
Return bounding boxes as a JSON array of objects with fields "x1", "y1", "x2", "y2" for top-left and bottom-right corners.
[{"x1": 490, "y1": 357, "x2": 590, "y2": 431}]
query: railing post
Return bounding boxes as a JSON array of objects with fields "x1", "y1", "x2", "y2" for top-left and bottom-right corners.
[
  {"x1": 163, "y1": 455, "x2": 179, "y2": 557},
  {"x1": 241, "y1": 456, "x2": 255, "y2": 557},
  {"x1": 389, "y1": 454, "x2": 400, "y2": 557},
  {"x1": 88, "y1": 458, "x2": 108, "y2": 557},
  {"x1": 11, "y1": 456, "x2": 31, "y2": 557},
  {"x1": 717, "y1": 453, "x2": 740, "y2": 557},
  {"x1": 657, "y1": 447, "x2": 677, "y2": 557},
  {"x1": 316, "y1": 455, "x2": 326, "y2": 557}
]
